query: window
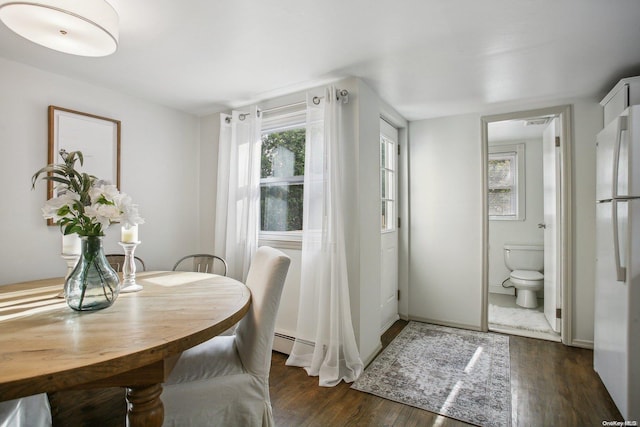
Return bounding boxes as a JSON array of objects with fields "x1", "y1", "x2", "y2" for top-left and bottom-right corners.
[
  {"x1": 259, "y1": 105, "x2": 306, "y2": 242},
  {"x1": 380, "y1": 134, "x2": 396, "y2": 231},
  {"x1": 488, "y1": 143, "x2": 525, "y2": 220}
]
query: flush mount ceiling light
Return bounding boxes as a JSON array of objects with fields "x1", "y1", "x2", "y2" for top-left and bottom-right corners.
[{"x1": 0, "y1": 0, "x2": 118, "y2": 57}]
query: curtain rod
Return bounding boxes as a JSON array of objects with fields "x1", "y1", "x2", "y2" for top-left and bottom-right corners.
[
  {"x1": 261, "y1": 100, "x2": 306, "y2": 114},
  {"x1": 225, "y1": 89, "x2": 349, "y2": 123},
  {"x1": 262, "y1": 88, "x2": 349, "y2": 111}
]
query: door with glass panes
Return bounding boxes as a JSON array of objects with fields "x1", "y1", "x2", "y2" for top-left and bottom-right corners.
[{"x1": 380, "y1": 118, "x2": 399, "y2": 332}]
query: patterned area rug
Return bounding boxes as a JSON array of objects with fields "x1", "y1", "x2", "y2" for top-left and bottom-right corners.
[{"x1": 351, "y1": 322, "x2": 511, "y2": 427}]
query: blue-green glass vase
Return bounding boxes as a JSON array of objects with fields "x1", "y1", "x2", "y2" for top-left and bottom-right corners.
[{"x1": 65, "y1": 236, "x2": 121, "y2": 311}]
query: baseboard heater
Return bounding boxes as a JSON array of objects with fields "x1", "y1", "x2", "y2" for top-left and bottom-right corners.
[{"x1": 273, "y1": 332, "x2": 314, "y2": 355}]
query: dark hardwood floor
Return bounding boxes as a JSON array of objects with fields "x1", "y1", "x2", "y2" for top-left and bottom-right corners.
[{"x1": 49, "y1": 320, "x2": 622, "y2": 426}]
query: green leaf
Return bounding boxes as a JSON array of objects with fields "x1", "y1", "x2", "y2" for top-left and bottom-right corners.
[
  {"x1": 65, "y1": 151, "x2": 84, "y2": 167},
  {"x1": 57, "y1": 205, "x2": 70, "y2": 216},
  {"x1": 63, "y1": 223, "x2": 76, "y2": 235},
  {"x1": 96, "y1": 195, "x2": 115, "y2": 206},
  {"x1": 47, "y1": 176, "x2": 72, "y2": 186}
]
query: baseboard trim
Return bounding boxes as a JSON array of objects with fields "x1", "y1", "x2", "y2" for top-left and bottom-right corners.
[
  {"x1": 362, "y1": 343, "x2": 383, "y2": 368},
  {"x1": 570, "y1": 338, "x2": 594, "y2": 349},
  {"x1": 407, "y1": 315, "x2": 482, "y2": 332},
  {"x1": 380, "y1": 315, "x2": 400, "y2": 335}
]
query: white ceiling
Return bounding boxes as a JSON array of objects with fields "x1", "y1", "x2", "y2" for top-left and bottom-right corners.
[
  {"x1": 1, "y1": 0, "x2": 639, "y2": 120},
  {"x1": 488, "y1": 118, "x2": 549, "y2": 143}
]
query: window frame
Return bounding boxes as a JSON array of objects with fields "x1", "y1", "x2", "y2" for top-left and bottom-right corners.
[
  {"x1": 488, "y1": 143, "x2": 526, "y2": 221},
  {"x1": 258, "y1": 105, "x2": 307, "y2": 248}
]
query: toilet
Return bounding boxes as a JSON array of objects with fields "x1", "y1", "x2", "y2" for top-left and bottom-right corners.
[{"x1": 503, "y1": 244, "x2": 544, "y2": 308}]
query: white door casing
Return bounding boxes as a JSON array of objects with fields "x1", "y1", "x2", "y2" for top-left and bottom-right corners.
[
  {"x1": 380, "y1": 118, "x2": 399, "y2": 333},
  {"x1": 482, "y1": 105, "x2": 572, "y2": 345},
  {"x1": 543, "y1": 117, "x2": 561, "y2": 332}
]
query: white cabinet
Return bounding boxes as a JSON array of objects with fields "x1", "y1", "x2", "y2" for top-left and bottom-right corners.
[{"x1": 601, "y1": 76, "x2": 640, "y2": 126}]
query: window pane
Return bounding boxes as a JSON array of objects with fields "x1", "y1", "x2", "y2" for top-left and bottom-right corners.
[
  {"x1": 381, "y1": 200, "x2": 394, "y2": 231},
  {"x1": 385, "y1": 140, "x2": 394, "y2": 169},
  {"x1": 260, "y1": 183, "x2": 304, "y2": 231},
  {"x1": 261, "y1": 128, "x2": 306, "y2": 179},
  {"x1": 488, "y1": 158, "x2": 514, "y2": 187},
  {"x1": 381, "y1": 172, "x2": 387, "y2": 199},
  {"x1": 385, "y1": 170, "x2": 394, "y2": 200},
  {"x1": 488, "y1": 188, "x2": 515, "y2": 216},
  {"x1": 488, "y1": 151, "x2": 517, "y2": 217},
  {"x1": 381, "y1": 170, "x2": 394, "y2": 200},
  {"x1": 381, "y1": 201, "x2": 387, "y2": 229},
  {"x1": 260, "y1": 125, "x2": 305, "y2": 233}
]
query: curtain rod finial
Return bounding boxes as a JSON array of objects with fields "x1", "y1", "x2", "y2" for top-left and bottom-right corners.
[{"x1": 337, "y1": 89, "x2": 349, "y2": 104}]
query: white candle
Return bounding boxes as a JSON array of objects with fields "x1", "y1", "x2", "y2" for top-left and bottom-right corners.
[
  {"x1": 62, "y1": 233, "x2": 81, "y2": 255},
  {"x1": 121, "y1": 224, "x2": 139, "y2": 243}
]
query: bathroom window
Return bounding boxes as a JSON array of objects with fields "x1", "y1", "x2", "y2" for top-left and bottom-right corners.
[{"x1": 488, "y1": 143, "x2": 525, "y2": 220}]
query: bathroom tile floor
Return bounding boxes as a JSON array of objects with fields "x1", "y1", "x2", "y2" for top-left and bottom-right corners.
[{"x1": 489, "y1": 293, "x2": 561, "y2": 342}]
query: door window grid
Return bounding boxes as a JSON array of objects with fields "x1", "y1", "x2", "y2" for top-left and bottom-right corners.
[{"x1": 381, "y1": 135, "x2": 396, "y2": 231}]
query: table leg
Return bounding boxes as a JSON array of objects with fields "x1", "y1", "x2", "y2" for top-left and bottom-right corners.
[{"x1": 125, "y1": 384, "x2": 164, "y2": 427}]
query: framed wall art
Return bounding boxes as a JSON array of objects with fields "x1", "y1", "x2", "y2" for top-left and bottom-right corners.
[{"x1": 47, "y1": 106, "x2": 121, "y2": 224}]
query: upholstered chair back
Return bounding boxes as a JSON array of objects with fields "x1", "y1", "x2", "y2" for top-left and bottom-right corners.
[{"x1": 235, "y1": 246, "x2": 291, "y2": 377}]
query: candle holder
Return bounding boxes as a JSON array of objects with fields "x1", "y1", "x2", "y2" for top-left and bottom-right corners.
[
  {"x1": 58, "y1": 253, "x2": 80, "y2": 298},
  {"x1": 119, "y1": 241, "x2": 143, "y2": 293}
]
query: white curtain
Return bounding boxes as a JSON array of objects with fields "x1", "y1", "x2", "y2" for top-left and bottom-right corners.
[
  {"x1": 214, "y1": 106, "x2": 262, "y2": 281},
  {"x1": 286, "y1": 87, "x2": 363, "y2": 386}
]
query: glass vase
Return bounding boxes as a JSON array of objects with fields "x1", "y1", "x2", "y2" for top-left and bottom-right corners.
[{"x1": 65, "y1": 235, "x2": 121, "y2": 311}]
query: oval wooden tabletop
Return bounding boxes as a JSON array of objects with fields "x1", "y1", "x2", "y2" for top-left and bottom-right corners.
[{"x1": 0, "y1": 271, "x2": 251, "y2": 401}]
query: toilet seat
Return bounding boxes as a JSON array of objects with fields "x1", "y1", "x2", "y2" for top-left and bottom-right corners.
[{"x1": 510, "y1": 270, "x2": 543, "y2": 281}]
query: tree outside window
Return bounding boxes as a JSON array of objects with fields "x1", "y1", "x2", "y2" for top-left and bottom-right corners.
[{"x1": 260, "y1": 127, "x2": 305, "y2": 232}]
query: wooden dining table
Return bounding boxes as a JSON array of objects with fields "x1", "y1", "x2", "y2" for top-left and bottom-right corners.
[{"x1": 0, "y1": 271, "x2": 251, "y2": 426}]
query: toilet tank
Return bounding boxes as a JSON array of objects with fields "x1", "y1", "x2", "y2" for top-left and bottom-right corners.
[{"x1": 503, "y1": 244, "x2": 544, "y2": 272}]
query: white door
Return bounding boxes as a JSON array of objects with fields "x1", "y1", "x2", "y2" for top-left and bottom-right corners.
[
  {"x1": 380, "y1": 118, "x2": 399, "y2": 333},
  {"x1": 542, "y1": 118, "x2": 561, "y2": 332}
]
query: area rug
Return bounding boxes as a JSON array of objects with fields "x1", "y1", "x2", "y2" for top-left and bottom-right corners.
[
  {"x1": 489, "y1": 303, "x2": 552, "y2": 333},
  {"x1": 351, "y1": 322, "x2": 511, "y2": 427}
]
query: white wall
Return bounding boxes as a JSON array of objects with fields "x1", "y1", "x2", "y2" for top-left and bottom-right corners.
[
  {"x1": 353, "y1": 78, "x2": 384, "y2": 362},
  {"x1": 408, "y1": 115, "x2": 484, "y2": 329},
  {"x1": 408, "y1": 98, "x2": 602, "y2": 345},
  {"x1": 488, "y1": 138, "x2": 544, "y2": 294},
  {"x1": 0, "y1": 58, "x2": 200, "y2": 285},
  {"x1": 198, "y1": 114, "x2": 220, "y2": 253},
  {"x1": 570, "y1": 101, "x2": 602, "y2": 346}
]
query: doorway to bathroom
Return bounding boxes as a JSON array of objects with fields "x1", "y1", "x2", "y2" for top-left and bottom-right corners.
[{"x1": 481, "y1": 106, "x2": 572, "y2": 344}]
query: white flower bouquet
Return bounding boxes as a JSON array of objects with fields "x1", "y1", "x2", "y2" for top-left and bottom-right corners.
[{"x1": 32, "y1": 149, "x2": 144, "y2": 236}]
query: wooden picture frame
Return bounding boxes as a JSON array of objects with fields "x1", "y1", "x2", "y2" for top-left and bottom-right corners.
[{"x1": 47, "y1": 106, "x2": 121, "y2": 225}]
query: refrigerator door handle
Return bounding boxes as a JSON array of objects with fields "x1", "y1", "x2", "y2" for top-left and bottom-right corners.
[
  {"x1": 612, "y1": 116, "x2": 628, "y2": 199},
  {"x1": 612, "y1": 199, "x2": 626, "y2": 282}
]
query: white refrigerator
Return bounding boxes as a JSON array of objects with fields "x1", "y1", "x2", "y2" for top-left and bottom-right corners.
[{"x1": 594, "y1": 105, "x2": 640, "y2": 420}]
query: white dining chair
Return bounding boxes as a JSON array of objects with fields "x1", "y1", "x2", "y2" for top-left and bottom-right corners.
[
  {"x1": 0, "y1": 394, "x2": 52, "y2": 427},
  {"x1": 161, "y1": 246, "x2": 291, "y2": 427}
]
